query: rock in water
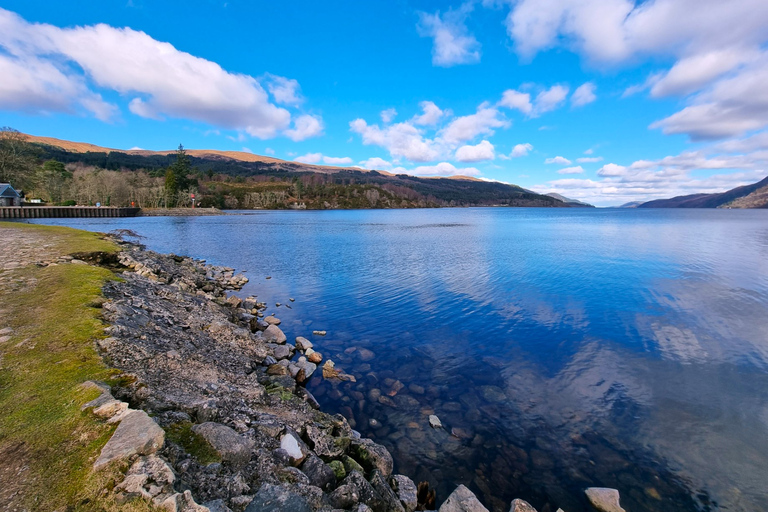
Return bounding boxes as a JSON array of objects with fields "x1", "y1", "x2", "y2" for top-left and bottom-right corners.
[
  {"x1": 429, "y1": 415, "x2": 442, "y2": 429},
  {"x1": 264, "y1": 315, "x2": 281, "y2": 325},
  {"x1": 191, "y1": 422, "x2": 255, "y2": 468},
  {"x1": 509, "y1": 498, "x2": 538, "y2": 512},
  {"x1": 439, "y1": 485, "x2": 489, "y2": 512},
  {"x1": 585, "y1": 488, "x2": 626, "y2": 512},
  {"x1": 94, "y1": 410, "x2": 165, "y2": 469},
  {"x1": 313, "y1": 330, "x2": 327, "y2": 336},
  {"x1": 262, "y1": 324, "x2": 287, "y2": 344},
  {"x1": 295, "y1": 336, "x2": 313, "y2": 351}
]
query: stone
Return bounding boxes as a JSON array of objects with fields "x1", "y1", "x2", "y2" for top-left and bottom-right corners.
[
  {"x1": 191, "y1": 422, "x2": 254, "y2": 468},
  {"x1": 349, "y1": 438, "x2": 394, "y2": 477},
  {"x1": 203, "y1": 499, "x2": 233, "y2": 512},
  {"x1": 329, "y1": 484, "x2": 360, "y2": 509},
  {"x1": 244, "y1": 483, "x2": 312, "y2": 512},
  {"x1": 429, "y1": 415, "x2": 442, "y2": 429},
  {"x1": 584, "y1": 488, "x2": 625, "y2": 512},
  {"x1": 312, "y1": 330, "x2": 327, "y2": 336},
  {"x1": 264, "y1": 316, "x2": 281, "y2": 326},
  {"x1": 158, "y1": 489, "x2": 210, "y2": 511},
  {"x1": 342, "y1": 471, "x2": 387, "y2": 512},
  {"x1": 295, "y1": 336, "x2": 313, "y2": 350},
  {"x1": 369, "y1": 470, "x2": 405, "y2": 512},
  {"x1": 357, "y1": 348, "x2": 375, "y2": 361},
  {"x1": 116, "y1": 454, "x2": 175, "y2": 502},
  {"x1": 329, "y1": 460, "x2": 346, "y2": 481},
  {"x1": 509, "y1": 499, "x2": 538, "y2": 512},
  {"x1": 480, "y1": 386, "x2": 507, "y2": 403},
  {"x1": 299, "y1": 453, "x2": 337, "y2": 492},
  {"x1": 93, "y1": 399, "x2": 129, "y2": 420},
  {"x1": 439, "y1": 485, "x2": 489, "y2": 512},
  {"x1": 262, "y1": 325, "x2": 287, "y2": 344},
  {"x1": 279, "y1": 430, "x2": 309, "y2": 466},
  {"x1": 306, "y1": 423, "x2": 350, "y2": 458},
  {"x1": 230, "y1": 495, "x2": 253, "y2": 512},
  {"x1": 266, "y1": 364, "x2": 289, "y2": 376},
  {"x1": 308, "y1": 351, "x2": 323, "y2": 364},
  {"x1": 390, "y1": 475, "x2": 418, "y2": 512},
  {"x1": 94, "y1": 410, "x2": 165, "y2": 469},
  {"x1": 273, "y1": 344, "x2": 291, "y2": 360}
]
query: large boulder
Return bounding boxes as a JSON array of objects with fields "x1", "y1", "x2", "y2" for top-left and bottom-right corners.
[
  {"x1": 244, "y1": 483, "x2": 312, "y2": 512},
  {"x1": 349, "y1": 438, "x2": 394, "y2": 477},
  {"x1": 439, "y1": 485, "x2": 489, "y2": 512},
  {"x1": 341, "y1": 471, "x2": 387, "y2": 512},
  {"x1": 585, "y1": 488, "x2": 625, "y2": 512},
  {"x1": 191, "y1": 422, "x2": 254, "y2": 468},
  {"x1": 94, "y1": 410, "x2": 165, "y2": 469},
  {"x1": 305, "y1": 423, "x2": 350, "y2": 459},
  {"x1": 300, "y1": 453, "x2": 337, "y2": 492},
  {"x1": 262, "y1": 325, "x2": 287, "y2": 344},
  {"x1": 389, "y1": 475, "x2": 418, "y2": 512},
  {"x1": 369, "y1": 470, "x2": 405, "y2": 512}
]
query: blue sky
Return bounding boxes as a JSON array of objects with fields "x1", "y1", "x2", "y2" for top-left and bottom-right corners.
[{"x1": 1, "y1": 0, "x2": 767, "y2": 206}]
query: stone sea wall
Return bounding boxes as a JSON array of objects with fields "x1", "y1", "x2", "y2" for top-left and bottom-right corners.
[{"x1": 85, "y1": 238, "x2": 626, "y2": 512}]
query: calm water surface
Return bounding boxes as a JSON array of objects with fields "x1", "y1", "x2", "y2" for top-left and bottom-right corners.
[{"x1": 28, "y1": 208, "x2": 768, "y2": 512}]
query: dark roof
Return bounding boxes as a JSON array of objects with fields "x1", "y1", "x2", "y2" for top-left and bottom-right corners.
[{"x1": 0, "y1": 183, "x2": 21, "y2": 198}]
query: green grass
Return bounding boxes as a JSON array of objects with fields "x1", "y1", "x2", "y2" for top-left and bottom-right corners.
[
  {"x1": 0, "y1": 223, "x2": 156, "y2": 511},
  {"x1": 165, "y1": 422, "x2": 222, "y2": 465}
]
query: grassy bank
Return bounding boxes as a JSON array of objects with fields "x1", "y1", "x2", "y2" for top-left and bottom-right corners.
[{"x1": 0, "y1": 222, "x2": 154, "y2": 511}]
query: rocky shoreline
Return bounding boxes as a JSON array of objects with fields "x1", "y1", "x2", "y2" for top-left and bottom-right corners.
[{"x1": 83, "y1": 237, "x2": 626, "y2": 512}]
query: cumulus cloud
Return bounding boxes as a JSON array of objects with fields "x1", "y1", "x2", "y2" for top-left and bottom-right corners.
[
  {"x1": 557, "y1": 165, "x2": 585, "y2": 174},
  {"x1": 455, "y1": 140, "x2": 495, "y2": 162},
  {"x1": 294, "y1": 152, "x2": 322, "y2": 164},
  {"x1": 284, "y1": 114, "x2": 324, "y2": 141},
  {"x1": 412, "y1": 101, "x2": 445, "y2": 126},
  {"x1": 402, "y1": 161, "x2": 481, "y2": 177},
  {"x1": 0, "y1": 8, "x2": 319, "y2": 140},
  {"x1": 577, "y1": 156, "x2": 603, "y2": 163},
  {"x1": 545, "y1": 156, "x2": 572, "y2": 165},
  {"x1": 417, "y1": 4, "x2": 481, "y2": 67},
  {"x1": 511, "y1": 142, "x2": 533, "y2": 157},
  {"x1": 440, "y1": 105, "x2": 508, "y2": 145},
  {"x1": 571, "y1": 82, "x2": 597, "y2": 107},
  {"x1": 350, "y1": 118, "x2": 441, "y2": 162},
  {"x1": 494, "y1": 0, "x2": 768, "y2": 140},
  {"x1": 323, "y1": 156, "x2": 353, "y2": 165},
  {"x1": 359, "y1": 157, "x2": 393, "y2": 170},
  {"x1": 498, "y1": 89, "x2": 532, "y2": 114},
  {"x1": 264, "y1": 74, "x2": 303, "y2": 106},
  {"x1": 380, "y1": 108, "x2": 397, "y2": 123}
]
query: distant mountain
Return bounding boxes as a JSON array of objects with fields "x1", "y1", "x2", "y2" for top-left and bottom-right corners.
[
  {"x1": 546, "y1": 192, "x2": 595, "y2": 207},
  {"x1": 638, "y1": 176, "x2": 768, "y2": 208},
  {"x1": 618, "y1": 201, "x2": 644, "y2": 208},
  {"x1": 23, "y1": 133, "x2": 572, "y2": 209}
]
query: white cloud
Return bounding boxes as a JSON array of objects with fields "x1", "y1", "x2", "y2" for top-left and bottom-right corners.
[
  {"x1": 380, "y1": 108, "x2": 397, "y2": 123},
  {"x1": 571, "y1": 82, "x2": 597, "y2": 107},
  {"x1": 597, "y1": 163, "x2": 628, "y2": 176},
  {"x1": 584, "y1": 148, "x2": 594, "y2": 155},
  {"x1": 359, "y1": 157, "x2": 393, "y2": 170},
  {"x1": 455, "y1": 140, "x2": 495, "y2": 162},
  {"x1": 577, "y1": 156, "x2": 603, "y2": 163},
  {"x1": 412, "y1": 101, "x2": 445, "y2": 126},
  {"x1": 0, "y1": 8, "x2": 321, "y2": 140},
  {"x1": 294, "y1": 152, "x2": 322, "y2": 164},
  {"x1": 350, "y1": 118, "x2": 441, "y2": 162},
  {"x1": 650, "y1": 49, "x2": 757, "y2": 98},
  {"x1": 498, "y1": 89, "x2": 532, "y2": 114},
  {"x1": 241, "y1": 147, "x2": 253, "y2": 153},
  {"x1": 404, "y1": 161, "x2": 481, "y2": 177},
  {"x1": 417, "y1": 4, "x2": 481, "y2": 67},
  {"x1": 557, "y1": 165, "x2": 585, "y2": 174},
  {"x1": 264, "y1": 147, "x2": 275, "y2": 155},
  {"x1": 533, "y1": 85, "x2": 569, "y2": 116},
  {"x1": 264, "y1": 74, "x2": 303, "y2": 106},
  {"x1": 322, "y1": 156, "x2": 353, "y2": 165},
  {"x1": 440, "y1": 105, "x2": 509, "y2": 145},
  {"x1": 545, "y1": 156, "x2": 572, "y2": 165},
  {"x1": 511, "y1": 142, "x2": 533, "y2": 157},
  {"x1": 284, "y1": 114, "x2": 324, "y2": 141}
]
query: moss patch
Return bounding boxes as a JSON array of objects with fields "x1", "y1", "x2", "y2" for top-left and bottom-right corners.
[{"x1": 165, "y1": 422, "x2": 222, "y2": 465}]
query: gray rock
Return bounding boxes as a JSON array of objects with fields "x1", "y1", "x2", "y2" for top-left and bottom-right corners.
[
  {"x1": 262, "y1": 325, "x2": 287, "y2": 344},
  {"x1": 369, "y1": 470, "x2": 405, "y2": 512},
  {"x1": 509, "y1": 499, "x2": 538, "y2": 512},
  {"x1": 263, "y1": 355, "x2": 277, "y2": 366},
  {"x1": 429, "y1": 415, "x2": 442, "y2": 429},
  {"x1": 341, "y1": 471, "x2": 387, "y2": 512},
  {"x1": 204, "y1": 499, "x2": 233, "y2": 512},
  {"x1": 264, "y1": 316, "x2": 281, "y2": 325},
  {"x1": 279, "y1": 429, "x2": 309, "y2": 466},
  {"x1": 230, "y1": 495, "x2": 254, "y2": 512},
  {"x1": 349, "y1": 438, "x2": 394, "y2": 477},
  {"x1": 244, "y1": 483, "x2": 312, "y2": 512},
  {"x1": 585, "y1": 488, "x2": 625, "y2": 512},
  {"x1": 306, "y1": 423, "x2": 350, "y2": 458},
  {"x1": 94, "y1": 410, "x2": 165, "y2": 469},
  {"x1": 295, "y1": 336, "x2": 313, "y2": 351},
  {"x1": 329, "y1": 484, "x2": 360, "y2": 509},
  {"x1": 273, "y1": 344, "x2": 291, "y2": 360},
  {"x1": 300, "y1": 453, "x2": 337, "y2": 492},
  {"x1": 439, "y1": 485, "x2": 489, "y2": 512},
  {"x1": 390, "y1": 475, "x2": 418, "y2": 512},
  {"x1": 191, "y1": 422, "x2": 254, "y2": 468}
]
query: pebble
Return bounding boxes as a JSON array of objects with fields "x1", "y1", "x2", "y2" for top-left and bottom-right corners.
[
  {"x1": 429, "y1": 415, "x2": 442, "y2": 429},
  {"x1": 313, "y1": 330, "x2": 327, "y2": 336},
  {"x1": 289, "y1": 298, "x2": 295, "y2": 302}
]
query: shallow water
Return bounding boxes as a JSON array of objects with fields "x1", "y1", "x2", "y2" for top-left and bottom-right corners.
[{"x1": 27, "y1": 208, "x2": 768, "y2": 511}]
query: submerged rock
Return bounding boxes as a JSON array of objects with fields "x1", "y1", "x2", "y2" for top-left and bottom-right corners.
[
  {"x1": 429, "y1": 415, "x2": 443, "y2": 429},
  {"x1": 509, "y1": 498, "x2": 538, "y2": 512}
]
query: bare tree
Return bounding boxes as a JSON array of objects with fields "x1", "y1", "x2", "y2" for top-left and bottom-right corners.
[{"x1": 0, "y1": 127, "x2": 39, "y2": 189}]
